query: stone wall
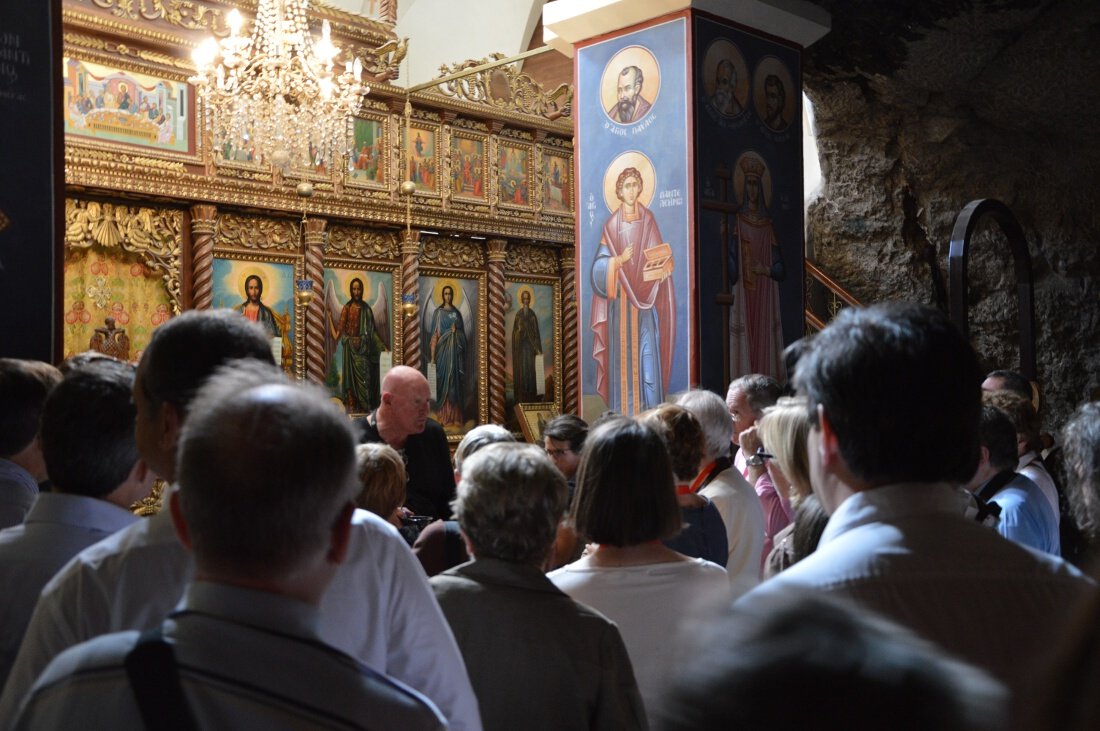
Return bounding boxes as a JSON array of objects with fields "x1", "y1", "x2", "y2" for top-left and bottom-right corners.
[{"x1": 803, "y1": 0, "x2": 1100, "y2": 428}]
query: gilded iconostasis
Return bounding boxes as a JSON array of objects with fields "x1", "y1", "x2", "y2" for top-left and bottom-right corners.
[{"x1": 60, "y1": 0, "x2": 576, "y2": 440}]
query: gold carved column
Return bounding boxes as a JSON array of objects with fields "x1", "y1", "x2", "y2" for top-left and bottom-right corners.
[
  {"x1": 189, "y1": 204, "x2": 218, "y2": 310},
  {"x1": 561, "y1": 246, "x2": 578, "y2": 415},
  {"x1": 400, "y1": 231, "x2": 423, "y2": 370},
  {"x1": 303, "y1": 217, "x2": 327, "y2": 383},
  {"x1": 486, "y1": 238, "x2": 508, "y2": 424}
]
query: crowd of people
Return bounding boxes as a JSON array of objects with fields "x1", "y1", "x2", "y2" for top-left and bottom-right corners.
[{"x1": 1, "y1": 301, "x2": 1099, "y2": 729}]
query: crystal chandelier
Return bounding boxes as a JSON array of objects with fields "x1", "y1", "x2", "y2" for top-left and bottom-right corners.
[{"x1": 189, "y1": 0, "x2": 367, "y2": 175}]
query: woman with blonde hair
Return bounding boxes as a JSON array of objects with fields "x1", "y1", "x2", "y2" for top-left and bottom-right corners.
[{"x1": 755, "y1": 397, "x2": 828, "y2": 577}]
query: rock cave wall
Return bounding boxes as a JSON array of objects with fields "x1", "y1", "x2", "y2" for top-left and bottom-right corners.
[{"x1": 802, "y1": 0, "x2": 1100, "y2": 428}]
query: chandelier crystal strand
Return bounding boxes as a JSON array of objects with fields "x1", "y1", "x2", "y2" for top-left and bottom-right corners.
[{"x1": 190, "y1": 0, "x2": 367, "y2": 177}]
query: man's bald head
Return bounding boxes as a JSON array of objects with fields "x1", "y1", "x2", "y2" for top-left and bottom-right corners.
[
  {"x1": 382, "y1": 365, "x2": 428, "y2": 396},
  {"x1": 378, "y1": 366, "x2": 432, "y2": 444}
]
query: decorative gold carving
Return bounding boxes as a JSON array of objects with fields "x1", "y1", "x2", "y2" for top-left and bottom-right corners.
[
  {"x1": 420, "y1": 236, "x2": 485, "y2": 269},
  {"x1": 215, "y1": 213, "x2": 298, "y2": 252},
  {"x1": 432, "y1": 54, "x2": 573, "y2": 122},
  {"x1": 64, "y1": 31, "x2": 193, "y2": 70},
  {"x1": 326, "y1": 226, "x2": 399, "y2": 260},
  {"x1": 0, "y1": 209, "x2": 10, "y2": 234},
  {"x1": 451, "y1": 118, "x2": 490, "y2": 133},
  {"x1": 505, "y1": 243, "x2": 556, "y2": 275},
  {"x1": 359, "y1": 37, "x2": 407, "y2": 83},
  {"x1": 65, "y1": 199, "x2": 184, "y2": 315},
  {"x1": 66, "y1": 145, "x2": 189, "y2": 174},
  {"x1": 131, "y1": 479, "x2": 167, "y2": 516},
  {"x1": 88, "y1": 0, "x2": 229, "y2": 34}
]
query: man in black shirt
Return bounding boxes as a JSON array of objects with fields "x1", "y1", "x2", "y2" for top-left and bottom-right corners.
[{"x1": 357, "y1": 366, "x2": 454, "y2": 519}]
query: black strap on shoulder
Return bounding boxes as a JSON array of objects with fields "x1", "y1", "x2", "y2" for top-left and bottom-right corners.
[
  {"x1": 124, "y1": 625, "x2": 200, "y2": 731},
  {"x1": 977, "y1": 470, "x2": 1017, "y2": 503}
]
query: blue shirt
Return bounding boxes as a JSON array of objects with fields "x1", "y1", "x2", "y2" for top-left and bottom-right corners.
[{"x1": 988, "y1": 471, "x2": 1061, "y2": 556}]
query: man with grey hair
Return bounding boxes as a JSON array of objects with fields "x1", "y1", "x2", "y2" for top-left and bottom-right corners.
[
  {"x1": 727, "y1": 374, "x2": 790, "y2": 557},
  {"x1": 13, "y1": 364, "x2": 445, "y2": 729},
  {"x1": 432, "y1": 442, "x2": 646, "y2": 730},
  {"x1": 676, "y1": 389, "x2": 765, "y2": 597},
  {"x1": 1063, "y1": 401, "x2": 1100, "y2": 553},
  {"x1": 1, "y1": 311, "x2": 480, "y2": 730}
]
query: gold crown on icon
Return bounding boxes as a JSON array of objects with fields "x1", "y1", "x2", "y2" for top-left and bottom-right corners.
[{"x1": 739, "y1": 157, "x2": 765, "y2": 179}]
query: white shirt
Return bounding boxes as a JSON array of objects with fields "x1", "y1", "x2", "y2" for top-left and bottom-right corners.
[
  {"x1": 549, "y1": 557, "x2": 730, "y2": 720},
  {"x1": 737, "y1": 482, "x2": 1091, "y2": 696},
  {"x1": 698, "y1": 466, "x2": 766, "y2": 597},
  {"x1": 0, "y1": 493, "x2": 138, "y2": 687},
  {"x1": 1018, "y1": 451, "x2": 1060, "y2": 524},
  {"x1": 0, "y1": 504, "x2": 481, "y2": 730},
  {"x1": 13, "y1": 582, "x2": 447, "y2": 730}
]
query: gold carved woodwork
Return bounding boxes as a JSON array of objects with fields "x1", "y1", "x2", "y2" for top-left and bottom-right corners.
[
  {"x1": 215, "y1": 213, "x2": 298, "y2": 253},
  {"x1": 63, "y1": 31, "x2": 193, "y2": 70},
  {"x1": 432, "y1": 54, "x2": 573, "y2": 122},
  {"x1": 486, "y1": 238, "x2": 508, "y2": 423},
  {"x1": 327, "y1": 225, "x2": 400, "y2": 260},
  {"x1": 420, "y1": 236, "x2": 485, "y2": 269},
  {"x1": 505, "y1": 243, "x2": 556, "y2": 276},
  {"x1": 131, "y1": 480, "x2": 167, "y2": 516},
  {"x1": 87, "y1": 0, "x2": 229, "y2": 34},
  {"x1": 190, "y1": 203, "x2": 217, "y2": 310},
  {"x1": 65, "y1": 199, "x2": 184, "y2": 314}
]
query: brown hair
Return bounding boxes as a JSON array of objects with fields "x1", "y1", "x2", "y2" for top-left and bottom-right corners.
[
  {"x1": 614, "y1": 167, "x2": 643, "y2": 201},
  {"x1": 571, "y1": 418, "x2": 681, "y2": 546},
  {"x1": 639, "y1": 404, "x2": 704, "y2": 483},
  {"x1": 355, "y1": 442, "x2": 407, "y2": 520}
]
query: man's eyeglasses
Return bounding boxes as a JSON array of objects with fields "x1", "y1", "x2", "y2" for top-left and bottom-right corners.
[{"x1": 544, "y1": 447, "x2": 573, "y2": 458}]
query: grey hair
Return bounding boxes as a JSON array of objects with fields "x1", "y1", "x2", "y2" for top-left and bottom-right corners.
[
  {"x1": 453, "y1": 424, "x2": 514, "y2": 476},
  {"x1": 452, "y1": 442, "x2": 567, "y2": 565},
  {"x1": 676, "y1": 389, "x2": 734, "y2": 462},
  {"x1": 177, "y1": 359, "x2": 358, "y2": 578},
  {"x1": 726, "y1": 374, "x2": 782, "y2": 418},
  {"x1": 1064, "y1": 402, "x2": 1100, "y2": 541}
]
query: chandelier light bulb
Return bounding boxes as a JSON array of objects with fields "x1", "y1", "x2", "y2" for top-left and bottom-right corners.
[{"x1": 227, "y1": 8, "x2": 244, "y2": 36}]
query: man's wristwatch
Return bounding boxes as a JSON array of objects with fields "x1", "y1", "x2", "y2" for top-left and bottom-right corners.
[{"x1": 746, "y1": 453, "x2": 767, "y2": 467}]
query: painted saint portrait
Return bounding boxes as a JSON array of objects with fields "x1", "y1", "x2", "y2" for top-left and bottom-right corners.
[
  {"x1": 62, "y1": 57, "x2": 191, "y2": 155},
  {"x1": 601, "y1": 45, "x2": 661, "y2": 125},
  {"x1": 729, "y1": 152, "x2": 785, "y2": 380},
  {"x1": 211, "y1": 258, "x2": 295, "y2": 373},
  {"x1": 504, "y1": 281, "x2": 555, "y2": 428},
  {"x1": 450, "y1": 136, "x2": 485, "y2": 199},
  {"x1": 541, "y1": 152, "x2": 571, "y2": 212},
  {"x1": 590, "y1": 151, "x2": 675, "y2": 414},
  {"x1": 701, "y1": 39, "x2": 749, "y2": 119},
  {"x1": 322, "y1": 268, "x2": 392, "y2": 413},
  {"x1": 349, "y1": 117, "x2": 386, "y2": 185},
  {"x1": 405, "y1": 124, "x2": 437, "y2": 192},
  {"x1": 419, "y1": 276, "x2": 480, "y2": 433},
  {"x1": 497, "y1": 144, "x2": 530, "y2": 206},
  {"x1": 753, "y1": 57, "x2": 796, "y2": 132}
]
